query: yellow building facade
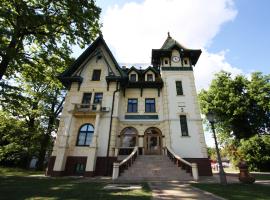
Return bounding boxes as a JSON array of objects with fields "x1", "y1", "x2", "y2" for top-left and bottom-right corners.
[{"x1": 47, "y1": 34, "x2": 212, "y2": 177}]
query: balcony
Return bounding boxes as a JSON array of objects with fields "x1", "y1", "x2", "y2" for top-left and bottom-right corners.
[{"x1": 71, "y1": 103, "x2": 110, "y2": 117}]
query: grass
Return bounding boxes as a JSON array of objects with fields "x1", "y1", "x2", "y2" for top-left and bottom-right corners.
[
  {"x1": 0, "y1": 166, "x2": 44, "y2": 176},
  {"x1": 252, "y1": 173, "x2": 270, "y2": 180},
  {"x1": 192, "y1": 183, "x2": 270, "y2": 200},
  {"x1": 0, "y1": 171, "x2": 152, "y2": 200}
]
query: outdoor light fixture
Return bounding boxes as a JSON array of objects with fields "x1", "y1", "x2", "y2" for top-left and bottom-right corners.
[{"x1": 206, "y1": 111, "x2": 227, "y2": 185}]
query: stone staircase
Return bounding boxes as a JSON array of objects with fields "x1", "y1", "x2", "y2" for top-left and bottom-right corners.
[{"x1": 117, "y1": 155, "x2": 193, "y2": 181}]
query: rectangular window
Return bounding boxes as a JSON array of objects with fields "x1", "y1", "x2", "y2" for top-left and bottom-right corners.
[
  {"x1": 92, "y1": 69, "x2": 101, "y2": 81},
  {"x1": 81, "y1": 93, "x2": 92, "y2": 108},
  {"x1": 93, "y1": 93, "x2": 103, "y2": 104},
  {"x1": 180, "y1": 115, "x2": 189, "y2": 136},
  {"x1": 176, "y1": 81, "x2": 183, "y2": 95},
  {"x1": 164, "y1": 59, "x2": 169, "y2": 65},
  {"x1": 145, "y1": 98, "x2": 156, "y2": 112},
  {"x1": 75, "y1": 163, "x2": 85, "y2": 174},
  {"x1": 127, "y1": 99, "x2": 138, "y2": 112},
  {"x1": 147, "y1": 74, "x2": 154, "y2": 81},
  {"x1": 130, "y1": 74, "x2": 136, "y2": 82}
]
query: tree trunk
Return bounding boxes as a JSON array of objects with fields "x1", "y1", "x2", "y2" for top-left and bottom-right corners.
[
  {"x1": 0, "y1": 56, "x2": 11, "y2": 80},
  {"x1": 0, "y1": 35, "x2": 19, "y2": 80},
  {"x1": 36, "y1": 116, "x2": 54, "y2": 170}
]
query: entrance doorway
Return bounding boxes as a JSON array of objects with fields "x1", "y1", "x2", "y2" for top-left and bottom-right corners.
[{"x1": 144, "y1": 127, "x2": 162, "y2": 155}]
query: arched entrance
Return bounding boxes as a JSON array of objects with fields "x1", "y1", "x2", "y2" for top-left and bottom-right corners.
[
  {"x1": 120, "y1": 127, "x2": 138, "y2": 147},
  {"x1": 144, "y1": 127, "x2": 162, "y2": 155}
]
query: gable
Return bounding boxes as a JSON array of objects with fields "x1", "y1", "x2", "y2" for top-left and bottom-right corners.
[{"x1": 58, "y1": 35, "x2": 125, "y2": 88}]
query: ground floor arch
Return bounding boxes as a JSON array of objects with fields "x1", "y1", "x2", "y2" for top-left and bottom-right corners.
[{"x1": 144, "y1": 127, "x2": 162, "y2": 155}]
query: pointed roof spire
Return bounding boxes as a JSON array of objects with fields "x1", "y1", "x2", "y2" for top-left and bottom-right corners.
[{"x1": 167, "y1": 32, "x2": 171, "y2": 38}]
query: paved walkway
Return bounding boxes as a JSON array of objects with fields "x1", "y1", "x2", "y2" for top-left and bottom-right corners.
[{"x1": 149, "y1": 182, "x2": 225, "y2": 200}]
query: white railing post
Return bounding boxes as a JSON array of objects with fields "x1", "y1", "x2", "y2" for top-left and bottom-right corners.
[
  {"x1": 191, "y1": 163, "x2": 199, "y2": 181},
  {"x1": 112, "y1": 163, "x2": 120, "y2": 180},
  {"x1": 114, "y1": 148, "x2": 119, "y2": 157}
]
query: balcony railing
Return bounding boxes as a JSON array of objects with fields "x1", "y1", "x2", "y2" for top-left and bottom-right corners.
[{"x1": 72, "y1": 103, "x2": 110, "y2": 116}]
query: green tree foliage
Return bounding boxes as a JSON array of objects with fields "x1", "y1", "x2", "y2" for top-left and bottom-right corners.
[
  {"x1": 0, "y1": 0, "x2": 101, "y2": 79},
  {"x1": 199, "y1": 71, "x2": 270, "y2": 170},
  {"x1": 0, "y1": 111, "x2": 31, "y2": 167},
  {"x1": 238, "y1": 135, "x2": 270, "y2": 171},
  {"x1": 199, "y1": 71, "x2": 270, "y2": 141},
  {"x1": 0, "y1": 52, "x2": 74, "y2": 169},
  {"x1": 0, "y1": 0, "x2": 101, "y2": 169}
]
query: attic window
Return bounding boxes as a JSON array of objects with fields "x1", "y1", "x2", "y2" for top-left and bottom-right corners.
[
  {"x1": 147, "y1": 74, "x2": 153, "y2": 82},
  {"x1": 130, "y1": 74, "x2": 136, "y2": 82},
  {"x1": 92, "y1": 69, "x2": 101, "y2": 81},
  {"x1": 164, "y1": 59, "x2": 169, "y2": 65}
]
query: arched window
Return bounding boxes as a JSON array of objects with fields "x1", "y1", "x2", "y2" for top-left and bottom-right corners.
[
  {"x1": 121, "y1": 127, "x2": 138, "y2": 147},
  {"x1": 77, "y1": 124, "x2": 94, "y2": 146}
]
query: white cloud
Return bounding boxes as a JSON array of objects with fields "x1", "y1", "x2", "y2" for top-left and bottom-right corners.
[
  {"x1": 102, "y1": 0, "x2": 240, "y2": 89},
  {"x1": 194, "y1": 49, "x2": 243, "y2": 90}
]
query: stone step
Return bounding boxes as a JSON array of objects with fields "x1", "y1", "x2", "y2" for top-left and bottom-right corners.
[{"x1": 117, "y1": 155, "x2": 193, "y2": 181}]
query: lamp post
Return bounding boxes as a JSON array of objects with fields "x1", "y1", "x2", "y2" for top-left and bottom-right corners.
[{"x1": 206, "y1": 111, "x2": 227, "y2": 185}]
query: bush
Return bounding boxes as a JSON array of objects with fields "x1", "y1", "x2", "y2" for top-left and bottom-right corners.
[{"x1": 238, "y1": 135, "x2": 270, "y2": 171}]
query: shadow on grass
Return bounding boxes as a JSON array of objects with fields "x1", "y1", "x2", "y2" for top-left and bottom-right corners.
[
  {"x1": 0, "y1": 176, "x2": 151, "y2": 200},
  {"x1": 191, "y1": 183, "x2": 270, "y2": 200}
]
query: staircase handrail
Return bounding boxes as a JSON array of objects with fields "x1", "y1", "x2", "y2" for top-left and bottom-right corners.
[
  {"x1": 119, "y1": 146, "x2": 138, "y2": 166},
  {"x1": 166, "y1": 146, "x2": 199, "y2": 180},
  {"x1": 166, "y1": 146, "x2": 192, "y2": 167},
  {"x1": 112, "y1": 146, "x2": 138, "y2": 180}
]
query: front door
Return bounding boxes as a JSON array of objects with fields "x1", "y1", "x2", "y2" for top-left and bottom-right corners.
[{"x1": 144, "y1": 128, "x2": 162, "y2": 155}]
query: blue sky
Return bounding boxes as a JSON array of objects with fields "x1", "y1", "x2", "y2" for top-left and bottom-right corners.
[
  {"x1": 89, "y1": 0, "x2": 270, "y2": 147},
  {"x1": 95, "y1": 0, "x2": 270, "y2": 75},
  {"x1": 207, "y1": 0, "x2": 270, "y2": 75}
]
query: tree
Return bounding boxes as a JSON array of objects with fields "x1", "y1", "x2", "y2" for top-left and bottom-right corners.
[
  {"x1": 0, "y1": 50, "x2": 73, "y2": 169},
  {"x1": 199, "y1": 71, "x2": 270, "y2": 141},
  {"x1": 0, "y1": 0, "x2": 101, "y2": 80},
  {"x1": 0, "y1": 111, "x2": 32, "y2": 167},
  {"x1": 238, "y1": 135, "x2": 270, "y2": 171}
]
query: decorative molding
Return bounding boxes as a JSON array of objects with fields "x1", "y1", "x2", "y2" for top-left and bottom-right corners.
[
  {"x1": 125, "y1": 115, "x2": 159, "y2": 120},
  {"x1": 161, "y1": 67, "x2": 193, "y2": 71}
]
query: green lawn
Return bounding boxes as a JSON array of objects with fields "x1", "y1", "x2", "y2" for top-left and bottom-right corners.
[
  {"x1": 0, "y1": 175, "x2": 151, "y2": 200},
  {"x1": 192, "y1": 183, "x2": 270, "y2": 200},
  {"x1": 0, "y1": 166, "x2": 44, "y2": 176},
  {"x1": 252, "y1": 173, "x2": 270, "y2": 180}
]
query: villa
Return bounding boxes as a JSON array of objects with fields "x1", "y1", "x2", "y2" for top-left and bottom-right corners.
[{"x1": 46, "y1": 33, "x2": 212, "y2": 179}]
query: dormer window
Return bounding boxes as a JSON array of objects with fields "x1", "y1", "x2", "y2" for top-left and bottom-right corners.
[
  {"x1": 164, "y1": 59, "x2": 169, "y2": 65},
  {"x1": 183, "y1": 58, "x2": 189, "y2": 66},
  {"x1": 130, "y1": 74, "x2": 137, "y2": 82},
  {"x1": 147, "y1": 74, "x2": 154, "y2": 82}
]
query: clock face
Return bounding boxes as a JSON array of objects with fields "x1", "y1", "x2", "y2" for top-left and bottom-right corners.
[{"x1": 172, "y1": 56, "x2": 180, "y2": 63}]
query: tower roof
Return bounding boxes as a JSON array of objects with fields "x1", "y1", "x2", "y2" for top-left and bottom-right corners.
[
  {"x1": 161, "y1": 32, "x2": 187, "y2": 50},
  {"x1": 151, "y1": 33, "x2": 202, "y2": 66}
]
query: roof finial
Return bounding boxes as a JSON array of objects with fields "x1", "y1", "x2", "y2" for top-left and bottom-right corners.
[
  {"x1": 99, "y1": 32, "x2": 103, "y2": 38},
  {"x1": 167, "y1": 32, "x2": 171, "y2": 38}
]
